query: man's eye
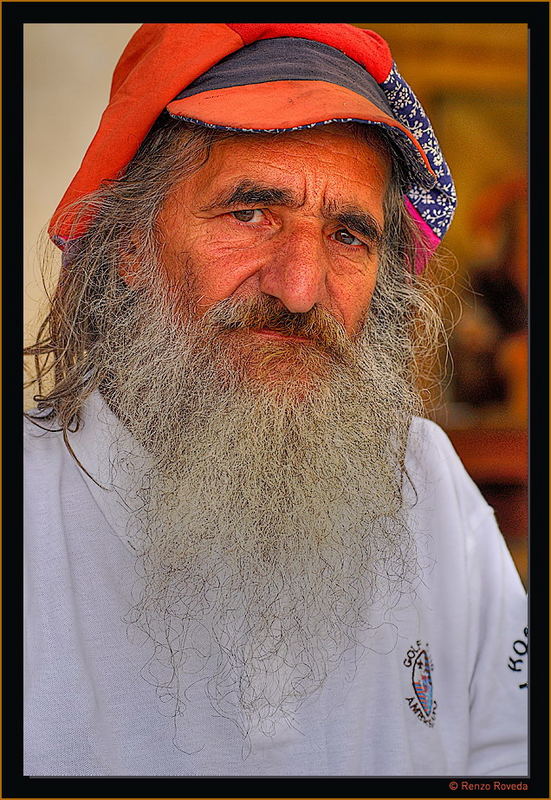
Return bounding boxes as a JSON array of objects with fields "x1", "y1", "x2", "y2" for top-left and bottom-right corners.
[
  {"x1": 231, "y1": 209, "x2": 264, "y2": 223},
  {"x1": 332, "y1": 229, "x2": 363, "y2": 246}
]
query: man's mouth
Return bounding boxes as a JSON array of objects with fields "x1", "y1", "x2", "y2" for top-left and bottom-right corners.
[{"x1": 251, "y1": 327, "x2": 311, "y2": 343}]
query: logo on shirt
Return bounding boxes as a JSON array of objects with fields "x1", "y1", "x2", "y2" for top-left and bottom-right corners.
[
  {"x1": 507, "y1": 626, "x2": 528, "y2": 689},
  {"x1": 403, "y1": 640, "x2": 437, "y2": 727}
]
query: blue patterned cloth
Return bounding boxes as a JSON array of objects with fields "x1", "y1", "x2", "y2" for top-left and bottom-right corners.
[{"x1": 380, "y1": 64, "x2": 457, "y2": 241}]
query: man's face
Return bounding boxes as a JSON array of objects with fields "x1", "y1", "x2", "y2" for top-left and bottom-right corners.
[{"x1": 156, "y1": 125, "x2": 390, "y2": 338}]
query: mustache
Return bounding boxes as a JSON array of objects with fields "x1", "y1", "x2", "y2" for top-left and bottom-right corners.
[{"x1": 200, "y1": 295, "x2": 357, "y2": 363}]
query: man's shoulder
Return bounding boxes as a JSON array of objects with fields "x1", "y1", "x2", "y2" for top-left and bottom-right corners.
[
  {"x1": 406, "y1": 416, "x2": 492, "y2": 530},
  {"x1": 407, "y1": 415, "x2": 457, "y2": 465},
  {"x1": 24, "y1": 409, "x2": 63, "y2": 442},
  {"x1": 24, "y1": 394, "x2": 129, "y2": 498},
  {"x1": 24, "y1": 409, "x2": 69, "y2": 470}
]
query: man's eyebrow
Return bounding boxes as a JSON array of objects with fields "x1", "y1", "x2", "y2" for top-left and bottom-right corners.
[
  {"x1": 200, "y1": 181, "x2": 297, "y2": 211},
  {"x1": 329, "y1": 208, "x2": 385, "y2": 247}
]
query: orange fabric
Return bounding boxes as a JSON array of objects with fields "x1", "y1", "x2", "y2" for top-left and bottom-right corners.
[
  {"x1": 49, "y1": 23, "x2": 397, "y2": 246},
  {"x1": 49, "y1": 24, "x2": 244, "y2": 242},
  {"x1": 167, "y1": 80, "x2": 433, "y2": 177}
]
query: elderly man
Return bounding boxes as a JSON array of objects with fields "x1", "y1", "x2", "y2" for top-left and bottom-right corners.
[{"x1": 24, "y1": 23, "x2": 526, "y2": 776}]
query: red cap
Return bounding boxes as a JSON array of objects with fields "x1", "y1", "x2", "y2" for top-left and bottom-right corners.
[{"x1": 48, "y1": 23, "x2": 404, "y2": 245}]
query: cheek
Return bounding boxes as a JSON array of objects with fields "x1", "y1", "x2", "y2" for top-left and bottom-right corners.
[
  {"x1": 329, "y1": 266, "x2": 378, "y2": 334},
  {"x1": 158, "y1": 217, "x2": 268, "y2": 305}
]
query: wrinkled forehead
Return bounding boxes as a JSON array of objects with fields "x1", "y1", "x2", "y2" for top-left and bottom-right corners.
[{"x1": 160, "y1": 123, "x2": 393, "y2": 220}]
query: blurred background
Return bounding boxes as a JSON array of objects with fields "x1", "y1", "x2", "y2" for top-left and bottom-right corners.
[{"x1": 24, "y1": 23, "x2": 528, "y2": 584}]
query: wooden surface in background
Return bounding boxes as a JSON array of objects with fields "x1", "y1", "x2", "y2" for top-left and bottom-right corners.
[
  {"x1": 447, "y1": 428, "x2": 528, "y2": 586},
  {"x1": 447, "y1": 429, "x2": 528, "y2": 484}
]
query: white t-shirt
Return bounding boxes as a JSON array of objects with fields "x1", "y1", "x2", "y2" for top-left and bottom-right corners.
[{"x1": 24, "y1": 392, "x2": 527, "y2": 776}]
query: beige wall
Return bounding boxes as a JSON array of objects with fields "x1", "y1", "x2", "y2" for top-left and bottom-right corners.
[{"x1": 24, "y1": 23, "x2": 140, "y2": 342}]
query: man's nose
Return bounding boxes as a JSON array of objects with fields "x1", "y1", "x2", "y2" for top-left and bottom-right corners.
[{"x1": 258, "y1": 222, "x2": 330, "y2": 314}]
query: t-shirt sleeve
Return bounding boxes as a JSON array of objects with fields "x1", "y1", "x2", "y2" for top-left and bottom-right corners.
[
  {"x1": 416, "y1": 420, "x2": 528, "y2": 776},
  {"x1": 465, "y1": 507, "x2": 528, "y2": 775}
]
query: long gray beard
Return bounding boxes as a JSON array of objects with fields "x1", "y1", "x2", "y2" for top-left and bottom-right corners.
[{"x1": 100, "y1": 287, "x2": 422, "y2": 742}]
